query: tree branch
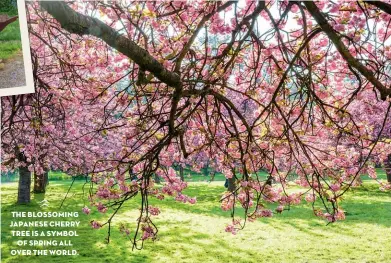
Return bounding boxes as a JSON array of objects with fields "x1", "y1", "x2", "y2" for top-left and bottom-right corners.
[
  {"x1": 304, "y1": 1, "x2": 391, "y2": 100},
  {"x1": 40, "y1": 1, "x2": 181, "y2": 87},
  {"x1": 363, "y1": 1, "x2": 391, "y2": 15}
]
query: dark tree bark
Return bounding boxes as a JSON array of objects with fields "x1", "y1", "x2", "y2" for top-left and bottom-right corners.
[
  {"x1": 266, "y1": 175, "x2": 273, "y2": 186},
  {"x1": 129, "y1": 168, "x2": 137, "y2": 181},
  {"x1": 227, "y1": 168, "x2": 236, "y2": 192},
  {"x1": 0, "y1": 15, "x2": 18, "y2": 33},
  {"x1": 33, "y1": 170, "x2": 49, "y2": 193},
  {"x1": 227, "y1": 177, "x2": 236, "y2": 192},
  {"x1": 204, "y1": 160, "x2": 209, "y2": 177},
  {"x1": 363, "y1": 1, "x2": 391, "y2": 16},
  {"x1": 179, "y1": 165, "x2": 184, "y2": 181},
  {"x1": 40, "y1": 1, "x2": 181, "y2": 87},
  {"x1": 44, "y1": 171, "x2": 49, "y2": 186},
  {"x1": 18, "y1": 166, "x2": 31, "y2": 204},
  {"x1": 385, "y1": 154, "x2": 391, "y2": 183},
  {"x1": 16, "y1": 151, "x2": 31, "y2": 204}
]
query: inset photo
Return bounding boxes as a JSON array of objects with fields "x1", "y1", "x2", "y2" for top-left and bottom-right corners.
[{"x1": 0, "y1": 0, "x2": 34, "y2": 96}]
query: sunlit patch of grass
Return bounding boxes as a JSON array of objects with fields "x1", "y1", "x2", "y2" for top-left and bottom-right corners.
[
  {"x1": 0, "y1": 40, "x2": 20, "y2": 60},
  {"x1": 1, "y1": 176, "x2": 390, "y2": 263},
  {"x1": 0, "y1": 19, "x2": 21, "y2": 60},
  {"x1": 0, "y1": 19, "x2": 20, "y2": 41}
]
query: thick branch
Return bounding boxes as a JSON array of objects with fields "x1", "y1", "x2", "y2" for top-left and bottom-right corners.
[
  {"x1": 40, "y1": 1, "x2": 180, "y2": 87},
  {"x1": 0, "y1": 16, "x2": 18, "y2": 32},
  {"x1": 364, "y1": 1, "x2": 391, "y2": 15},
  {"x1": 304, "y1": 1, "x2": 391, "y2": 100}
]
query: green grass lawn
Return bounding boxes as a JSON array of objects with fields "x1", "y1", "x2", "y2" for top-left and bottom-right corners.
[
  {"x1": 0, "y1": 16, "x2": 21, "y2": 60},
  {"x1": 1, "y1": 175, "x2": 390, "y2": 263}
]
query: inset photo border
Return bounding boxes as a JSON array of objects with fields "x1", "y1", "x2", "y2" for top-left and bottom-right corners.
[{"x1": 0, "y1": 0, "x2": 34, "y2": 97}]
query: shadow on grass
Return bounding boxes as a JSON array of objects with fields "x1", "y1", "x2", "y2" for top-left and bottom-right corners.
[{"x1": 1, "y1": 179, "x2": 390, "y2": 262}]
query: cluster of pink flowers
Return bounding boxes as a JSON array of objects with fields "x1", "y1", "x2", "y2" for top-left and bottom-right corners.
[
  {"x1": 237, "y1": 190, "x2": 254, "y2": 208},
  {"x1": 96, "y1": 202, "x2": 108, "y2": 213},
  {"x1": 160, "y1": 168, "x2": 188, "y2": 194},
  {"x1": 275, "y1": 205, "x2": 284, "y2": 214},
  {"x1": 96, "y1": 186, "x2": 120, "y2": 200},
  {"x1": 279, "y1": 192, "x2": 302, "y2": 206},
  {"x1": 225, "y1": 224, "x2": 238, "y2": 235},
  {"x1": 305, "y1": 193, "x2": 316, "y2": 203},
  {"x1": 263, "y1": 185, "x2": 283, "y2": 203},
  {"x1": 147, "y1": 206, "x2": 160, "y2": 216},
  {"x1": 152, "y1": 167, "x2": 197, "y2": 204},
  {"x1": 257, "y1": 209, "x2": 273, "y2": 218},
  {"x1": 221, "y1": 193, "x2": 235, "y2": 211},
  {"x1": 329, "y1": 183, "x2": 341, "y2": 193},
  {"x1": 90, "y1": 220, "x2": 102, "y2": 229},
  {"x1": 316, "y1": 209, "x2": 346, "y2": 222},
  {"x1": 82, "y1": 206, "x2": 91, "y2": 215},
  {"x1": 174, "y1": 193, "x2": 196, "y2": 204},
  {"x1": 225, "y1": 219, "x2": 242, "y2": 235},
  {"x1": 367, "y1": 166, "x2": 377, "y2": 179},
  {"x1": 379, "y1": 182, "x2": 391, "y2": 192},
  {"x1": 141, "y1": 225, "x2": 156, "y2": 241},
  {"x1": 248, "y1": 206, "x2": 274, "y2": 223}
]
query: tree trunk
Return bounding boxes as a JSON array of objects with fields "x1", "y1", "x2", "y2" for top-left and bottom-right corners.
[
  {"x1": 0, "y1": 15, "x2": 18, "y2": 33},
  {"x1": 227, "y1": 168, "x2": 236, "y2": 192},
  {"x1": 18, "y1": 166, "x2": 31, "y2": 204},
  {"x1": 204, "y1": 160, "x2": 209, "y2": 177},
  {"x1": 227, "y1": 177, "x2": 236, "y2": 192},
  {"x1": 129, "y1": 168, "x2": 137, "y2": 181},
  {"x1": 34, "y1": 171, "x2": 48, "y2": 193},
  {"x1": 179, "y1": 165, "x2": 184, "y2": 181},
  {"x1": 386, "y1": 154, "x2": 391, "y2": 183},
  {"x1": 266, "y1": 175, "x2": 273, "y2": 186},
  {"x1": 44, "y1": 171, "x2": 49, "y2": 186}
]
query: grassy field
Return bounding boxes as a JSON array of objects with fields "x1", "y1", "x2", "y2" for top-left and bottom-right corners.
[
  {"x1": 1, "y1": 168, "x2": 232, "y2": 183},
  {"x1": 0, "y1": 15, "x2": 21, "y2": 61},
  {"x1": 1, "y1": 173, "x2": 391, "y2": 263}
]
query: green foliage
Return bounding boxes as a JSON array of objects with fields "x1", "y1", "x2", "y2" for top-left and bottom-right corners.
[
  {"x1": 0, "y1": 20, "x2": 20, "y2": 41},
  {"x1": 0, "y1": 0, "x2": 17, "y2": 15},
  {"x1": 1, "y1": 179, "x2": 390, "y2": 263},
  {"x1": 0, "y1": 18, "x2": 21, "y2": 60},
  {"x1": 0, "y1": 41, "x2": 20, "y2": 60},
  {"x1": 0, "y1": 171, "x2": 18, "y2": 183}
]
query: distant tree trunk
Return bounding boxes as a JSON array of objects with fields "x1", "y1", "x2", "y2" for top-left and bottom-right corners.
[
  {"x1": 204, "y1": 160, "x2": 209, "y2": 177},
  {"x1": 227, "y1": 177, "x2": 236, "y2": 192},
  {"x1": 227, "y1": 168, "x2": 236, "y2": 192},
  {"x1": 154, "y1": 173, "x2": 161, "y2": 183},
  {"x1": 266, "y1": 175, "x2": 273, "y2": 186},
  {"x1": 386, "y1": 154, "x2": 391, "y2": 183},
  {"x1": 18, "y1": 166, "x2": 31, "y2": 204},
  {"x1": 179, "y1": 165, "x2": 184, "y2": 181},
  {"x1": 129, "y1": 168, "x2": 137, "y2": 181},
  {"x1": 34, "y1": 170, "x2": 48, "y2": 193},
  {"x1": 44, "y1": 171, "x2": 49, "y2": 186}
]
